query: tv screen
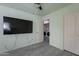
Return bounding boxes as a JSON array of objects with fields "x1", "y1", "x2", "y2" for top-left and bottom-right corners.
[{"x1": 3, "y1": 16, "x2": 33, "y2": 34}]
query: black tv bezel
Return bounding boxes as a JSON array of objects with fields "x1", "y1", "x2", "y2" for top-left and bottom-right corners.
[{"x1": 3, "y1": 16, "x2": 33, "y2": 35}]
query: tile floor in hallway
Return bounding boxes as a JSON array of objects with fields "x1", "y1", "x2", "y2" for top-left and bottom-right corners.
[{"x1": 0, "y1": 42, "x2": 77, "y2": 56}]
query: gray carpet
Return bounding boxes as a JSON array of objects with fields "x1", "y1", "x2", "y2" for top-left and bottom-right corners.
[{"x1": 0, "y1": 42, "x2": 77, "y2": 56}]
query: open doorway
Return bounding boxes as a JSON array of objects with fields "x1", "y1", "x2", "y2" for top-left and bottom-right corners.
[{"x1": 43, "y1": 19, "x2": 50, "y2": 43}]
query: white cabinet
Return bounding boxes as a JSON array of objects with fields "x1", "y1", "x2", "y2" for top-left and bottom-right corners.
[{"x1": 64, "y1": 13, "x2": 79, "y2": 55}]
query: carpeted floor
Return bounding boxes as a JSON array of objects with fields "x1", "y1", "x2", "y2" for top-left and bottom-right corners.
[{"x1": 0, "y1": 42, "x2": 77, "y2": 56}]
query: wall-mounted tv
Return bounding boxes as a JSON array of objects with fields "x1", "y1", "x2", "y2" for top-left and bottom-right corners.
[{"x1": 3, "y1": 16, "x2": 33, "y2": 35}]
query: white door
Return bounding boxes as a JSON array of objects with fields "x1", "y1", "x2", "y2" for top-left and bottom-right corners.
[
  {"x1": 74, "y1": 13, "x2": 79, "y2": 55},
  {"x1": 64, "y1": 14, "x2": 76, "y2": 54},
  {"x1": 64, "y1": 13, "x2": 79, "y2": 55}
]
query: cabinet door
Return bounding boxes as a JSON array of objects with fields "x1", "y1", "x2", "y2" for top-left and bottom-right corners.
[
  {"x1": 74, "y1": 14, "x2": 79, "y2": 55},
  {"x1": 64, "y1": 14, "x2": 76, "y2": 53}
]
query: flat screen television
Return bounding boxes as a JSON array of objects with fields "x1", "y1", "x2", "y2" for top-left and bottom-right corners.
[{"x1": 3, "y1": 16, "x2": 33, "y2": 35}]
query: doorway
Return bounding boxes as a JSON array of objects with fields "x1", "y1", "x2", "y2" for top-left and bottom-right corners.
[{"x1": 43, "y1": 19, "x2": 50, "y2": 43}]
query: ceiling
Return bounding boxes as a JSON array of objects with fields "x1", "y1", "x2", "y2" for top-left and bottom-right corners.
[{"x1": 0, "y1": 3, "x2": 71, "y2": 16}]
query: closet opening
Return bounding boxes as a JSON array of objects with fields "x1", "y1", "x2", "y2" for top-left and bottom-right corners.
[{"x1": 43, "y1": 19, "x2": 50, "y2": 44}]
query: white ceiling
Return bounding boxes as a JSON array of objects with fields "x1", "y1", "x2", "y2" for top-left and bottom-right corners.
[
  {"x1": 40, "y1": 3, "x2": 71, "y2": 16},
  {"x1": 0, "y1": 3, "x2": 71, "y2": 16}
]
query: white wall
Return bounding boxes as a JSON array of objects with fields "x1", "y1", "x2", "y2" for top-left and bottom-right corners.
[
  {"x1": 0, "y1": 6, "x2": 43, "y2": 53},
  {"x1": 43, "y1": 4, "x2": 79, "y2": 50}
]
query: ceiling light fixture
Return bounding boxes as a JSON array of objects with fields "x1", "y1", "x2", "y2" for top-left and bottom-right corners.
[{"x1": 34, "y1": 3, "x2": 43, "y2": 10}]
